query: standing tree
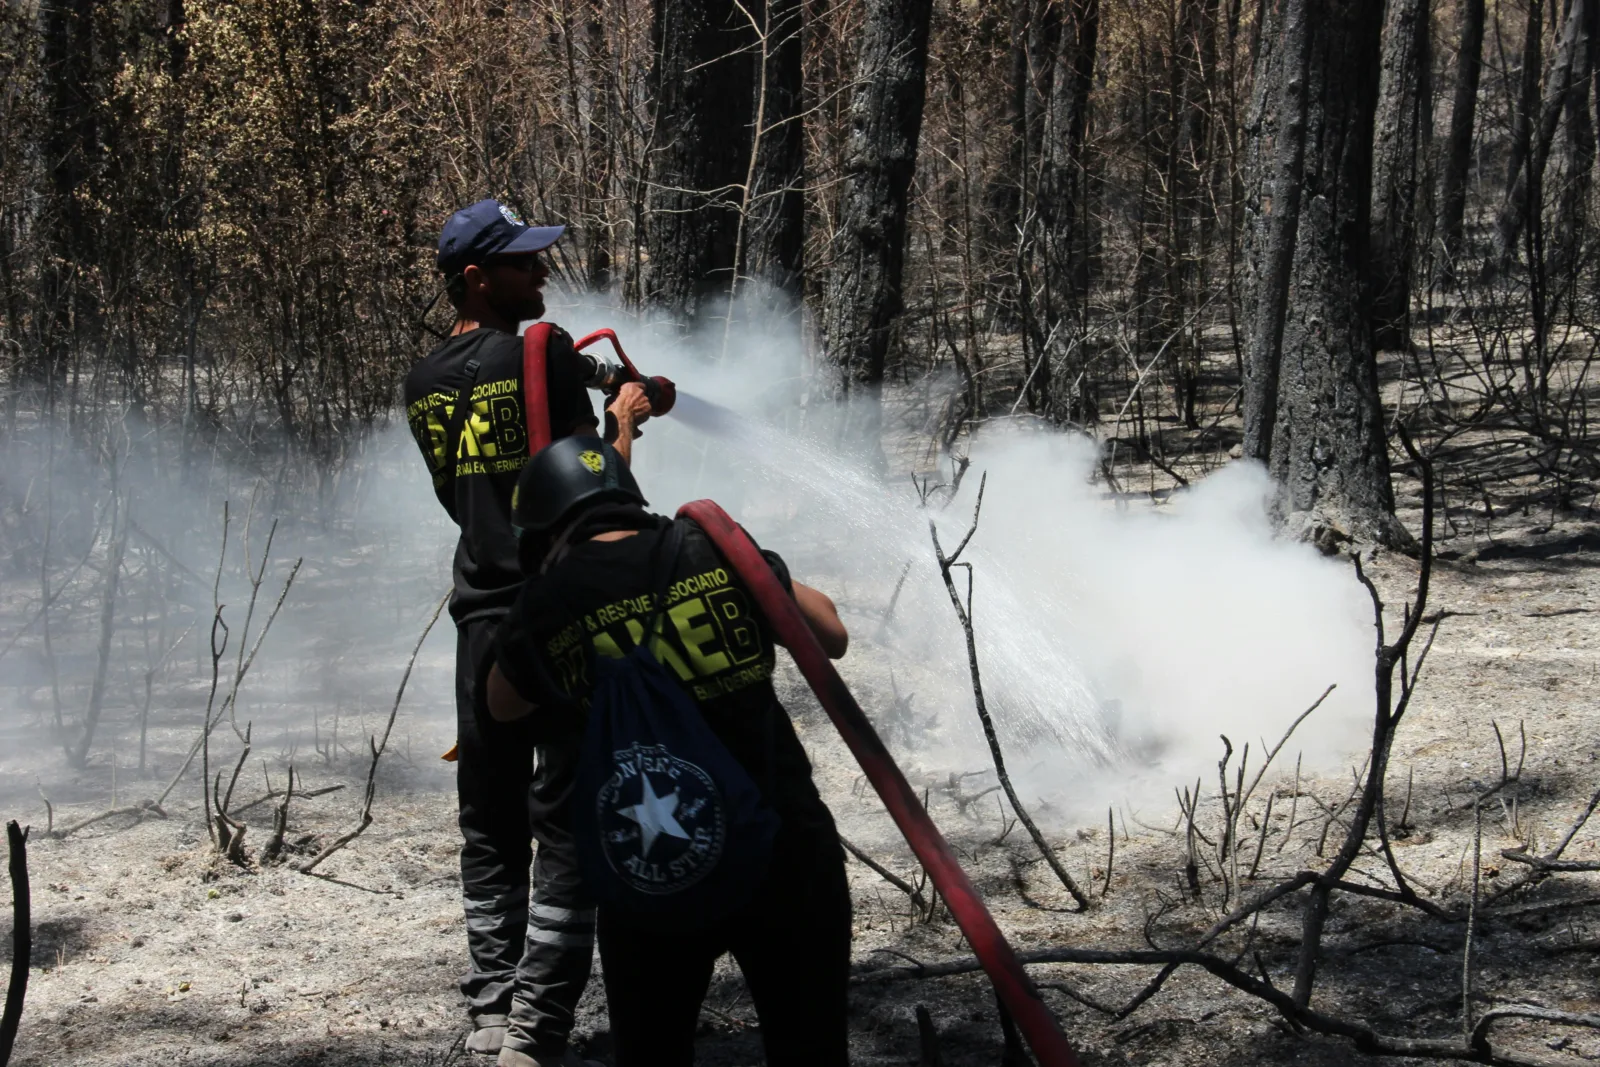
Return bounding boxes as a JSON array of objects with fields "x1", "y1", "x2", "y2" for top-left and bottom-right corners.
[
  {"x1": 1243, "y1": 0, "x2": 1407, "y2": 548},
  {"x1": 1037, "y1": 0, "x2": 1098, "y2": 422},
  {"x1": 38, "y1": 0, "x2": 99, "y2": 390},
  {"x1": 644, "y1": 0, "x2": 757, "y2": 323},
  {"x1": 1434, "y1": 0, "x2": 1485, "y2": 281},
  {"x1": 1489, "y1": 0, "x2": 1595, "y2": 274},
  {"x1": 820, "y1": 0, "x2": 934, "y2": 398},
  {"x1": 1368, "y1": 0, "x2": 1431, "y2": 351},
  {"x1": 742, "y1": 0, "x2": 806, "y2": 302}
]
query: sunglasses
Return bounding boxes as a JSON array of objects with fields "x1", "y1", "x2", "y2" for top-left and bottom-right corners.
[{"x1": 482, "y1": 255, "x2": 543, "y2": 273}]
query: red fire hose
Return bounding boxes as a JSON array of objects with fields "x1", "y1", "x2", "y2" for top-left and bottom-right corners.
[
  {"x1": 521, "y1": 328, "x2": 1077, "y2": 1064},
  {"x1": 523, "y1": 323, "x2": 554, "y2": 452},
  {"x1": 522, "y1": 324, "x2": 675, "y2": 455},
  {"x1": 677, "y1": 498, "x2": 1082, "y2": 1067}
]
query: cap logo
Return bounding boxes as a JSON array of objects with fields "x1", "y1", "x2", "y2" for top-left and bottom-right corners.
[
  {"x1": 498, "y1": 204, "x2": 524, "y2": 226},
  {"x1": 579, "y1": 450, "x2": 605, "y2": 475}
]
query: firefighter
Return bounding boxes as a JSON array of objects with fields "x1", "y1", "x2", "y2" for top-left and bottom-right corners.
[
  {"x1": 485, "y1": 436, "x2": 853, "y2": 1067},
  {"x1": 403, "y1": 199, "x2": 651, "y2": 1063}
]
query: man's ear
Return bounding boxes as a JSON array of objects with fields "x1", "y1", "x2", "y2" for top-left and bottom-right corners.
[{"x1": 461, "y1": 263, "x2": 488, "y2": 298}]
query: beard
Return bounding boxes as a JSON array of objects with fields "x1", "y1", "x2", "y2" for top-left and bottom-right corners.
[{"x1": 489, "y1": 289, "x2": 544, "y2": 325}]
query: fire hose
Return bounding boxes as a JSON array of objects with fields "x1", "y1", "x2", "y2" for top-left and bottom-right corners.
[
  {"x1": 521, "y1": 327, "x2": 1080, "y2": 1066},
  {"x1": 678, "y1": 498, "x2": 1082, "y2": 1067},
  {"x1": 522, "y1": 323, "x2": 675, "y2": 455}
]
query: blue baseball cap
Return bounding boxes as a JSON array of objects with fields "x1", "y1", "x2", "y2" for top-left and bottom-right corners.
[{"x1": 437, "y1": 199, "x2": 564, "y2": 273}]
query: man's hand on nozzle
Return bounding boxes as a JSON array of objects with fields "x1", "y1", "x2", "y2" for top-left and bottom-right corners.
[{"x1": 607, "y1": 381, "x2": 654, "y2": 437}]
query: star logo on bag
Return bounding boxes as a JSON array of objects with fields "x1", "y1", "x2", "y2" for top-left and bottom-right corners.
[
  {"x1": 596, "y1": 743, "x2": 725, "y2": 896},
  {"x1": 579, "y1": 450, "x2": 605, "y2": 475}
]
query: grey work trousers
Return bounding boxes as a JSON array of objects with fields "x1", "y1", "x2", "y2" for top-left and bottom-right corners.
[
  {"x1": 502, "y1": 828, "x2": 596, "y2": 1059},
  {"x1": 456, "y1": 617, "x2": 594, "y2": 1054}
]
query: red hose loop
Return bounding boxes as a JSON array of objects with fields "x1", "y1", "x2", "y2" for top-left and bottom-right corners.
[
  {"x1": 676, "y1": 499, "x2": 1082, "y2": 1067},
  {"x1": 524, "y1": 322, "x2": 554, "y2": 454}
]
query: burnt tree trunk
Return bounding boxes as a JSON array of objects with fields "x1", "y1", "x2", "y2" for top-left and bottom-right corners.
[
  {"x1": 1368, "y1": 0, "x2": 1431, "y2": 351},
  {"x1": 1434, "y1": 0, "x2": 1484, "y2": 281},
  {"x1": 37, "y1": 0, "x2": 99, "y2": 389},
  {"x1": 1241, "y1": 0, "x2": 1311, "y2": 462},
  {"x1": 744, "y1": 0, "x2": 806, "y2": 301},
  {"x1": 1244, "y1": 0, "x2": 1407, "y2": 547},
  {"x1": 644, "y1": 0, "x2": 757, "y2": 323},
  {"x1": 1552, "y1": 0, "x2": 1599, "y2": 283},
  {"x1": 820, "y1": 0, "x2": 934, "y2": 396},
  {"x1": 1490, "y1": 0, "x2": 1594, "y2": 273},
  {"x1": 1038, "y1": 0, "x2": 1099, "y2": 422},
  {"x1": 985, "y1": 0, "x2": 1057, "y2": 332}
]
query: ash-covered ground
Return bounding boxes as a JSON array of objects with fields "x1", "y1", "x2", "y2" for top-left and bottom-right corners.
[{"x1": 3, "y1": 422, "x2": 1600, "y2": 1065}]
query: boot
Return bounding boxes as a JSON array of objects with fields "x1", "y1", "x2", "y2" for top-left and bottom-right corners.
[
  {"x1": 466, "y1": 1014, "x2": 509, "y2": 1055},
  {"x1": 496, "y1": 1046, "x2": 604, "y2": 1067}
]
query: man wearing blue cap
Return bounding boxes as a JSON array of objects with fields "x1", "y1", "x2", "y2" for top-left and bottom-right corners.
[{"x1": 404, "y1": 199, "x2": 650, "y2": 1065}]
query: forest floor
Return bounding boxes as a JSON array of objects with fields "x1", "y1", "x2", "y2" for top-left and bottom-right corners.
[{"x1": 4, "y1": 451, "x2": 1600, "y2": 1067}]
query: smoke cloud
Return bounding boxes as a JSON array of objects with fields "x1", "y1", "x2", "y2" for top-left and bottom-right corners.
[{"x1": 0, "y1": 289, "x2": 1374, "y2": 825}]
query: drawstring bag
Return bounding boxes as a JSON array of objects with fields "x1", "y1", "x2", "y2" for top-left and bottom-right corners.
[{"x1": 571, "y1": 519, "x2": 779, "y2": 927}]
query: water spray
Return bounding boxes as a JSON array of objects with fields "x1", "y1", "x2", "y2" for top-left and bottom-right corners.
[
  {"x1": 679, "y1": 498, "x2": 1081, "y2": 1067},
  {"x1": 519, "y1": 327, "x2": 1080, "y2": 1064}
]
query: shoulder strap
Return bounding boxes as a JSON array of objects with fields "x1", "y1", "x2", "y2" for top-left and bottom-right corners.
[{"x1": 441, "y1": 358, "x2": 481, "y2": 471}]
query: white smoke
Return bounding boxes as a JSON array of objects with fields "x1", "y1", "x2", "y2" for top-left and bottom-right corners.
[
  {"x1": 550, "y1": 293, "x2": 1376, "y2": 818},
  {"x1": 0, "y1": 288, "x2": 1376, "y2": 824}
]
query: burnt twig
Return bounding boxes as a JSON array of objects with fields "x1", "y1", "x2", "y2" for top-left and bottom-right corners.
[
  {"x1": 298, "y1": 593, "x2": 447, "y2": 874},
  {"x1": 930, "y1": 473, "x2": 1092, "y2": 910},
  {"x1": 1, "y1": 822, "x2": 29, "y2": 1067}
]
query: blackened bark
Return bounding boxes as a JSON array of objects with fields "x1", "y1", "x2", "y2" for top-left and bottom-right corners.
[
  {"x1": 645, "y1": 0, "x2": 757, "y2": 323},
  {"x1": 1552, "y1": 0, "x2": 1599, "y2": 281},
  {"x1": 1241, "y1": 0, "x2": 1310, "y2": 462},
  {"x1": 38, "y1": 0, "x2": 99, "y2": 384},
  {"x1": 984, "y1": 0, "x2": 1057, "y2": 329},
  {"x1": 745, "y1": 0, "x2": 806, "y2": 300},
  {"x1": 1434, "y1": 0, "x2": 1484, "y2": 280},
  {"x1": 1490, "y1": 0, "x2": 1593, "y2": 273},
  {"x1": 1038, "y1": 0, "x2": 1098, "y2": 420},
  {"x1": 820, "y1": 0, "x2": 934, "y2": 394},
  {"x1": 583, "y1": 7, "x2": 614, "y2": 291},
  {"x1": 1368, "y1": 0, "x2": 1431, "y2": 351},
  {"x1": 1, "y1": 821, "x2": 28, "y2": 1067},
  {"x1": 1247, "y1": 0, "x2": 1407, "y2": 547}
]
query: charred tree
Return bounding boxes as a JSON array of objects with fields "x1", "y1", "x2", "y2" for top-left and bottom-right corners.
[
  {"x1": 1490, "y1": 0, "x2": 1595, "y2": 275},
  {"x1": 1037, "y1": 0, "x2": 1099, "y2": 422},
  {"x1": 1368, "y1": 0, "x2": 1431, "y2": 351},
  {"x1": 644, "y1": 0, "x2": 757, "y2": 323},
  {"x1": 1241, "y1": 0, "x2": 1310, "y2": 464},
  {"x1": 36, "y1": 0, "x2": 99, "y2": 388},
  {"x1": 820, "y1": 0, "x2": 934, "y2": 395},
  {"x1": 1434, "y1": 0, "x2": 1484, "y2": 281},
  {"x1": 743, "y1": 0, "x2": 806, "y2": 301},
  {"x1": 1243, "y1": 0, "x2": 1407, "y2": 547}
]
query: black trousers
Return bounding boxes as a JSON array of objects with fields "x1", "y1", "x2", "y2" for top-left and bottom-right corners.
[
  {"x1": 457, "y1": 617, "x2": 596, "y2": 1053},
  {"x1": 456, "y1": 616, "x2": 535, "y2": 1017},
  {"x1": 597, "y1": 823, "x2": 853, "y2": 1067}
]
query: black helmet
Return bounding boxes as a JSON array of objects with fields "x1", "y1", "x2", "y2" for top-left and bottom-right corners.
[{"x1": 512, "y1": 436, "x2": 645, "y2": 536}]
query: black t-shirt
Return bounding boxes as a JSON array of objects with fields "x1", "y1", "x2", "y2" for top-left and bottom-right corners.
[
  {"x1": 492, "y1": 517, "x2": 832, "y2": 834},
  {"x1": 404, "y1": 326, "x2": 597, "y2": 623}
]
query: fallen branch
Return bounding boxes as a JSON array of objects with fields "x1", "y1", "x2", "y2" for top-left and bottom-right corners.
[
  {"x1": 45, "y1": 800, "x2": 167, "y2": 840},
  {"x1": 856, "y1": 946, "x2": 1600, "y2": 1064},
  {"x1": 231, "y1": 781, "x2": 344, "y2": 818},
  {"x1": 841, "y1": 834, "x2": 929, "y2": 913}
]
